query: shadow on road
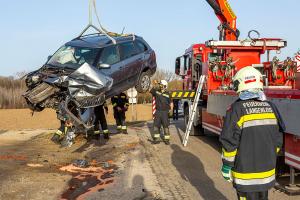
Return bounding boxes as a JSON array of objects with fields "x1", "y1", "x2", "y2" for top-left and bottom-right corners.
[
  {"x1": 172, "y1": 119, "x2": 222, "y2": 154},
  {"x1": 171, "y1": 144, "x2": 227, "y2": 200}
]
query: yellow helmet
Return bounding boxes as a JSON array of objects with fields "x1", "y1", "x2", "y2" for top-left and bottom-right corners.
[{"x1": 232, "y1": 66, "x2": 263, "y2": 93}]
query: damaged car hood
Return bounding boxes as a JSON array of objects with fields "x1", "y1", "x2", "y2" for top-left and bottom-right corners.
[{"x1": 66, "y1": 63, "x2": 113, "y2": 99}]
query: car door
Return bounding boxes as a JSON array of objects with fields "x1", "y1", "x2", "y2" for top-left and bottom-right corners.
[
  {"x1": 97, "y1": 45, "x2": 124, "y2": 86},
  {"x1": 119, "y1": 41, "x2": 143, "y2": 82}
]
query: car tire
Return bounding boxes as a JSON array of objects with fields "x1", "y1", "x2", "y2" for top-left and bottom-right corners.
[
  {"x1": 184, "y1": 106, "x2": 204, "y2": 136},
  {"x1": 135, "y1": 71, "x2": 151, "y2": 93}
]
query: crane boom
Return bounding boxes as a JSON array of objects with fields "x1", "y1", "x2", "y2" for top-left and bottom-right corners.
[{"x1": 206, "y1": 0, "x2": 239, "y2": 41}]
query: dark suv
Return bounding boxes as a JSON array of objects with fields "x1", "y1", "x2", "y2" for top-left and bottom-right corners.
[
  {"x1": 48, "y1": 34, "x2": 156, "y2": 94},
  {"x1": 23, "y1": 34, "x2": 156, "y2": 136}
]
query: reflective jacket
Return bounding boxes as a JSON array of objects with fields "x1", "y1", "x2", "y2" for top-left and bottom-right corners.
[
  {"x1": 220, "y1": 99, "x2": 285, "y2": 192},
  {"x1": 111, "y1": 93, "x2": 129, "y2": 109},
  {"x1": 150, "y1": 87, "x2": 171, "y2": 111}
]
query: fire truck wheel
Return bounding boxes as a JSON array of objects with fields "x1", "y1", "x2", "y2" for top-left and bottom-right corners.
[{"x1": 184, "y1": 106, "x2": 205, "y2": 136}]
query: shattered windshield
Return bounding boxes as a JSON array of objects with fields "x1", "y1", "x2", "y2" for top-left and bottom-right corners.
[{"x1": 47, "y1": 45, "x2": 100, "y2": 69}]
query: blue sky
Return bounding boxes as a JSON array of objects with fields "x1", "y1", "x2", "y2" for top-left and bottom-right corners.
[{"x1": 0, "y1": 0, "x2": 299, "y2": 76}]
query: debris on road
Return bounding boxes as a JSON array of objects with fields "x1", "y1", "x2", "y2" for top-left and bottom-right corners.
[
  {"x1": 72, "y1": 159, "x2": 89, "y2": 168},
  {"x1": 26, "y1": 163, "x2": 43, "y2": 168},
  {"x1": 60, "y1": 162, "x2": 117, "y2": 200}
]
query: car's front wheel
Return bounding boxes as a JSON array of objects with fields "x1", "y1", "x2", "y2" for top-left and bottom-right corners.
[{"x1": 136, "y1": 71, "x2": 151, "y2": 93}]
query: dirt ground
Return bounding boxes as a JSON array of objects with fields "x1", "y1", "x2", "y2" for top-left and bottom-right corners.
[
  {"x1": 0, "y1": 104, "x2": 152, "y2": 130},
  {"x1": 0, "y1": 115, "x2": 299, "y2": 200}
]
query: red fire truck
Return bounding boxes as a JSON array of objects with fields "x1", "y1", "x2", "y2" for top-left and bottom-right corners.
[{"x1": 174, "y1": 0, "x2": 300, "y2": 193}]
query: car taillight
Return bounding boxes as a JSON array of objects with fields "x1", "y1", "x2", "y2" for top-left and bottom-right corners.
[{"x1": 151, "y1": 51, "x2": 156, "y2": 60}]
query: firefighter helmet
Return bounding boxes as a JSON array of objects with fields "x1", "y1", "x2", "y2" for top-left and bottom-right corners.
[
  {"x1": 232, "y1": 66, "x2": 263, "y2": 93},
  {"x1": 160, "y1": 80, "x2": 168, "y2": 89}
]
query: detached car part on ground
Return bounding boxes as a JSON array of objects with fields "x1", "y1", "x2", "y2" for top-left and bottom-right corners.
[{"x1": 23, "y1": 34, "x2": 157, "y2": 146}]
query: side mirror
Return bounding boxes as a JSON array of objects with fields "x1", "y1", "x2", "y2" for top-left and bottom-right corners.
[
  {"x1": 97, "y1": 63, "x2": 111, "y2": 69},
  {"x1": 47, "y1": 55, "x2": 52, "y2": 61},
  {"x1": 175, "y1": 58, "x2": 180, "y2": 75}
]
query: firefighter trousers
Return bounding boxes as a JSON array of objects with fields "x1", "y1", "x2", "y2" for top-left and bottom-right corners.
[
  {"x1": 237, "y1": 191, "x2": 268, "y2": 200},
  {"x1": 153, "y1": 111, "x2": 170, "y2": 140},
  {"x1": 114, "y1": 110, "x2": 126, "y2": 130},
  {"x1": 94, "y1": 105, "x2": 108, "y2": 133}
]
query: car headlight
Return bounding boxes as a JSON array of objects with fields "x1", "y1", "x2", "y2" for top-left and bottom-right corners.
[{"x1": 31, "y1": 75, "x2": 40, "y2": 83}]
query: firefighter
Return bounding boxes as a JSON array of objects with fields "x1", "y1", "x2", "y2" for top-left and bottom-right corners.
[
  {"x1": 94, "y1": 101, "x2": 109, "y2": 139},
  {"x1": 220, "y1": 66, "x2": 285, "y2": 200},
  {"x1": 173, "y1": 99, "x2": 179, "y2": 120},
  {"x1": 150, "y1": 80, "x2": 172, "y2": 145},
  {"x1": 111, "y1": 92, "x2": 129, "y2": 134},
  {"x1": 51, "y1": 120, "x2": 66, "y2": 144}
]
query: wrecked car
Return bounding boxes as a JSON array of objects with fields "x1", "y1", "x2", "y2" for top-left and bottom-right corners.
[{"x1": 23, "y1": 34, "x2": 157, "y2": 146}]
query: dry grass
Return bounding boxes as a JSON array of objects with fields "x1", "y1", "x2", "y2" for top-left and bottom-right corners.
[
  {"x1": 0, "y1": 104, "x2": 153, "y2": 130},
  {"x1": 0, "y1": 76, "x2": 27, "y2": 109}
]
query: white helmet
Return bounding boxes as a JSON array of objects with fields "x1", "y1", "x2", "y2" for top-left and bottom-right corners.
[
  {"x1": 160, "y1": 80, "x2": 168, "y2": 89},
  {"x1": 232, "y1": 66, "x2": 263, "y2": 93}
]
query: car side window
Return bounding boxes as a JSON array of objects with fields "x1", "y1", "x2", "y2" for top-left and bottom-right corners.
[
  {"x1": 119, "y1": 42, "x2": 138, "y2": 60},
  {"x1": 135, "y1": 41, "x2": 148, "y2": 53},
  {"x1": 99, "y1": 45, "x2": 120, "y2": 65}
]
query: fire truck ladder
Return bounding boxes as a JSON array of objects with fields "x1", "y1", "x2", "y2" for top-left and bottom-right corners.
[{"x1": 182, "y1": 75, "x2": 206, "y2": 147}]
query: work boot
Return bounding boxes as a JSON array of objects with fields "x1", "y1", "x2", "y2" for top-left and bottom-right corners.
[
  {"x1": 164, "y1": 140, "x2": 170, "y2": 145},
  {"x1": 51, "y1": 130, "x2": 63, "y2": 144},
  {"x1": 103, "y1": 130, "x2": 110, "y2": 140},
  {"x1": 117, "y1": 125, "x2": 122, "y2": 132},
  {"x1": 122, "y1": 126, "x2": 128, "y2": 134},
  {"x1": 103, "y1": 134, "x2": 110, "y2": 139},
  {"x1": 163, "y1": 128, "x2": 171, "y2": 145},
  {"x1": 152, "y1": 127, "x2": 160, "y2": 144},
  {"x1": 51, "y1": 129, "x2": 66, "y2": 144},
  {"x1": 92, "y1": 130, "x2": 101, "y2": 140}
]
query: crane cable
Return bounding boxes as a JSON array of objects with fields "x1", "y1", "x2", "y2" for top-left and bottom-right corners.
[{"x1": 88, "y1": 0, "x2": 135, "y2": 42}]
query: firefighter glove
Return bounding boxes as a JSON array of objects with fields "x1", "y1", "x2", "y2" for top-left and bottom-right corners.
[{"x1": 221, "y1": 164, "x2": 232, "y2": 182}]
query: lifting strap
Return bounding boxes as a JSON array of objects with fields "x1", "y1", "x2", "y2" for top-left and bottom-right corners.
[{"x1": 182, "y1": 75, "x2": 206, "y2": 147}]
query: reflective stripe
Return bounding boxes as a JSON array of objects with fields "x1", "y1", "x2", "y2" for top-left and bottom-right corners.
[
  {"x1": 232, "y1": 168, "x2": 275, "y2": 180},
  {"x1": 239, "y1": 197, "x2": 247, "y2": 200},
  {"x1": 122, "y1": 126, "x2": 127, "y2": 130},
  {"x1": 164, "y1": 135, "x2": 170, "y2": 140},
  {"x1": 117, "y1": 126, "x2": 122, "y2": 130},
  {"x1": 156, "y1": 91, "x2": 162, "y2": 95},
  {"x1": 55, "y1": 130, "x2": 63, "y2": 136},
  {"x1": 112, "y1": 103, "x2": 117, "y2": 107},
  {"x1": 222, "y1": 148, "x2": 237, "y2": 162},
  {"x1": 94, "y1": 130, "x2": 100, "y2": 135},
  {"x1": 222, "y1": 148, "x2": 237, "y2": 157},
  {"x1": 276, "y1": 147, "x2": 280, "y2": 153},
  {"x1": 222, "y1": 154, "x2": 235, "y2": 162},
  {"x1": 153, "y1": 134, "x2": 160, "y2": 138},
  {"x1": 103, "y1": 130, "x2": 109, "y2": 134},
  {"x1": 234, "y1": 175, "x2": 275, "y2": 186},
  {"x1": 162, "y1": 94, "x2": 170, "y2": 98},
  {"x1": 237, "y1": 113, "x2": 276, "y2": 128},
  {"x1": 243, "y1": 119, "x2": 277, "y2": 128}
]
